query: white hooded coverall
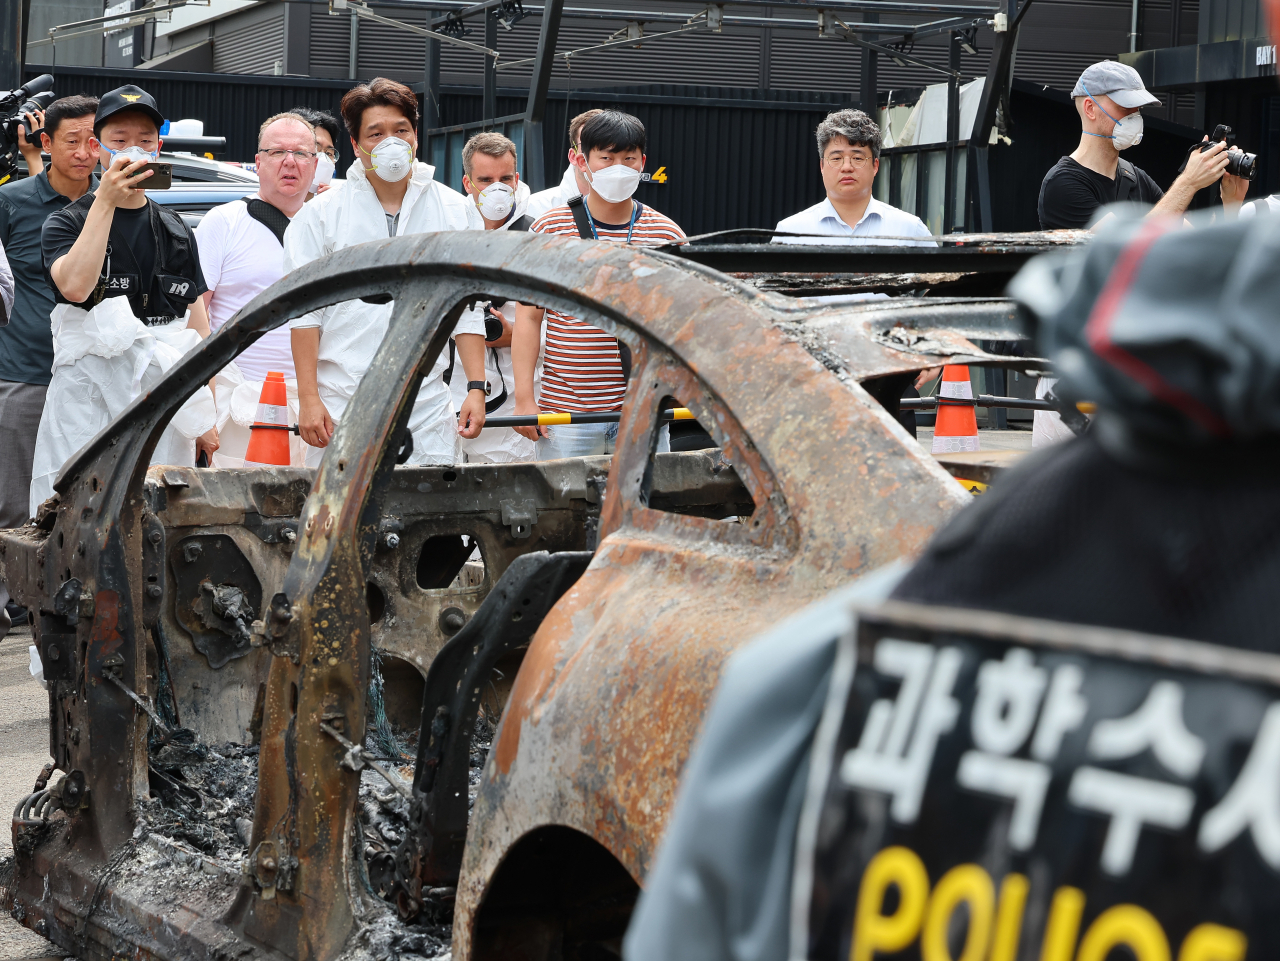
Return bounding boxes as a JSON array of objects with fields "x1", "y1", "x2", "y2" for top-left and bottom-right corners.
[{"x1": 284, "y1": 159, "x2": 484, "y2": 468}]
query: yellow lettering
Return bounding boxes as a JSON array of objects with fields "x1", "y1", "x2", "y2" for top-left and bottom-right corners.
[
  {"x1": 990, "y1": 873, "x2": 1029, "y2": 961},
  {"x1": 850, "y1": 846, "x2": 930, "y2": 961},
  {"x1": 652, "y1": 165, "x2": 668, "y2": 183},
  {"x1": 1077, "y1": 905, "x2": 1171, "y2": 961},
  {"x1": 920, "y1": 864, "x2": 994, "y2": 961},
  {"x1": 1177, "y1": 923, "x2": 1247, "y2": 961},
  {"x1": 1039, "y1": 886, "x2": 1085, "y2": 961}
]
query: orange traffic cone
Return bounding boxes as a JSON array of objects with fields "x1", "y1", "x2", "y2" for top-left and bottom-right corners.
[
  {"x1": 243, "y1": 371, "x2": 292, "y2": 467},
  {"x1": 931, "y1": 365, "x2": 980, "y2": 453}
]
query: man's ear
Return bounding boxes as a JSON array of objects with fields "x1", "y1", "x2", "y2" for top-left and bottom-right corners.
[
  {"x1": 351, "y1": 136, "x2": 361, "y2": 157},
  {"x1": 872, "y1": 157, "x2": 880, "y2": 177},
  {"x1": 156, "y1": 138, "x2": 164, "y2": 153},
  {"x1": 40, "y1": 131, "x2": 52, "y2": 153},
  {"x1": 462, "y1": 174, "x2": 473, "y2": 195}
]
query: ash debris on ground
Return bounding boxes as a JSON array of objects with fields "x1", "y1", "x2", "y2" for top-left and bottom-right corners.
[{"x1": 140, "y1": 735, "x2": 259, "y2": 861}]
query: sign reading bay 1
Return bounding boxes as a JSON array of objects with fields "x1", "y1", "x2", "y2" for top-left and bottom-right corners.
[{"x1": 792, "y1": 600, "x2": 1280, "y2": 961}]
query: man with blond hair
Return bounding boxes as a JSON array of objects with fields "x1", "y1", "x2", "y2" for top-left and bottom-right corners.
[
  {"x1": 453, "y1": 131, "x2": 536, "y2": 462},
  {"x1": 196, "y1": 111, "x2": 319, "y2": 465}
]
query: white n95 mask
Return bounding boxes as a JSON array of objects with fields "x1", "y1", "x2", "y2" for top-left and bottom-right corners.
[
  {"x1": 311, "y1": 152, "x2": 336, "y2": 193},
  {"x1": 476, "y1": 182, "x2": 515, "y2": 220},
  {"x1": 1110, "y1": 112, "x2": 1144, "y2": 150},
  {"x1": 586, "y1": 164, "x2": 641, "y2": 204},
  {"x1": 365, "y1": 137, "x2": 413, "y2": 182},
  {"x1": 104, "y1": 144, "x2": 157, "y2": 167}
]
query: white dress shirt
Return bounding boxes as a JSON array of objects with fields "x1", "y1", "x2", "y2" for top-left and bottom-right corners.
[{"x1": 773, "y1": 196, "x2": 936, "y2": 246}]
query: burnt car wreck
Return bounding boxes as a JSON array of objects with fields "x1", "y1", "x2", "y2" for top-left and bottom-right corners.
[{"x1": 0, "y1": 230, "x2": 1058, "y2": 960}]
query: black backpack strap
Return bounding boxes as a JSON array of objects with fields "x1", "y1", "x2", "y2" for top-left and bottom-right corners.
[
  {"x1": 484, "y1": 348, "x2": 508, "y2": 413},
  {"x1": 245, "y1": 198, "x2": 290, "y2": 245},
  {"x1": 443, "y1": 339, "x2": 456, "y2": 385},
  {"x1": 566, "y1": 195, "x2": 594, "y2": 239},
  {"x1": 1115, "y1": 159, "x2": 1139, "y2": 203},
  {"x1": 508, "y1": 214, "x2": 534, "y2": 232}
]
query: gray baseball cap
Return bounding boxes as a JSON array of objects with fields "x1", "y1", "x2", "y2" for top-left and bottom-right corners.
[{"x1": 1071, "y1": 61, "x2": 1161, "y2": 108}]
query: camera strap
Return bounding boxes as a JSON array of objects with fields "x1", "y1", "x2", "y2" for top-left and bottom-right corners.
[
  {"x1": 1115, "y1": 159, "x2": 1138, "y2": 203},
  {"x1": 565, "y1": 194, "x2": 633, "y2": 383}
]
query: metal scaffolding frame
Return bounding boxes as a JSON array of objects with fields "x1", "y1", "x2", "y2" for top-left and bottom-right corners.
[{"x1": 379, "y1": 0, "x2": 1030, "y2": 227}]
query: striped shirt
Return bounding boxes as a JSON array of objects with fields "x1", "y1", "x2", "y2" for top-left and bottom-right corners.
[{"x1": 531, "y1": 201, "x2": 685, "y2": 412}]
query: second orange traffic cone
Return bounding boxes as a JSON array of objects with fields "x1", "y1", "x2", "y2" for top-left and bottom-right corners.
[
  {"x1": 931, "y1": 365, "x2": 980, "y2": 453},
  {"x1": 243, "y1": 371, "x2": 292, "y2": 467}
]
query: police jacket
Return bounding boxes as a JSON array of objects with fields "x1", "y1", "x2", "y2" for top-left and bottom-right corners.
[{"x1": 41, "y1": 194, "x2": 207, "y2": 325}]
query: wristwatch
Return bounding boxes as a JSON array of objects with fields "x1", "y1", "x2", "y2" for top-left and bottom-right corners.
[{"x1": 467, "y1": 380, "x2": 487, "y2": 394}]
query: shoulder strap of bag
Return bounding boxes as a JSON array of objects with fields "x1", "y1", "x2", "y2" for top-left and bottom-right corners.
[
  {"x1": 566, "y1": 194, "x2": 594, "y2": 239},
  {"x1": 245, "y1": 198, "x2": 291, "y2": 245},
  {"x1": 508, "y1": 214, "x2": 535, "y2": 232},
  {"x1": 1115, "y1": 159, "x2": 1139, "y2": 203}
]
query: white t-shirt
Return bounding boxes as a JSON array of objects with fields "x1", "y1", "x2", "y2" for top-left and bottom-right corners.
[
  {"x1": 195, "y1": 196, "x2": 295, "y2": 382},
  {"x1": 1239, "y1": 194, "x2": 1280, "y2": 219}
]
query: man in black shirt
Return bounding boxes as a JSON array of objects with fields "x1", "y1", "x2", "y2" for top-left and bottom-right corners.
[
  {"x1": 1038, "y1": 61, "x2": 1241, "y2": 229},
  {"x1": 29, "y1": 85, "x2": 216, "y2": 513}
]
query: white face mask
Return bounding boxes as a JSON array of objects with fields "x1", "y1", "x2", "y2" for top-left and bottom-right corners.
[
  {"x1": 1082, "y1": 86, "x2": 1144, "y2": 151},
  {"x1": 364, "y1": 136, "x2": 413, "y2": 182},
  {"x1": 1110, "y1": 112, "x2": 1144, "y2": 150},
  {"x1": 585, "y1": 164, "x2": 641, "y2": 204},
  {"x1": 104, "y1": 144, "x2": 157, "y2": 167},
  {"x1": 311, "y1": 152, "x2": 336, "y2": 193},
  {"x1": 475, "y1": 181, "x2": 515, "y2": 220}
]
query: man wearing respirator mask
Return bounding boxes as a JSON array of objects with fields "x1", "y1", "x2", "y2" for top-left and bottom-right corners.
[
  {"x1": 512, "y1": 111, "x2": 685, "y2": 460},
  {"x1": 194, "y1": 112, "x2": 320, "y2": 466},
  {"x1": 452, "y1": 131, "x2": 536, "y2": 463},
  {"x1": 285, "y1": 78, "x2": 488, "y2": 468},
  {"x1": 1038, "y1": 61, "x2": 1238, "y2": 230}
]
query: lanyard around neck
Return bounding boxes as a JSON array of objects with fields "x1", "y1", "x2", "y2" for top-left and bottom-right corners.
[{"x1": 584, "y1": 200, "x2": 640, "y2": 242}]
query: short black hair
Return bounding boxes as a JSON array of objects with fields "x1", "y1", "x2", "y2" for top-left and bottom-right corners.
[
  {"x1": 579, "y1": 110, "x2": 646, "y2": 157},
  {"x1": 291, "y1": 106, "x2": 341, "y2": 146},
  {"x1": 45, "y1": 95, "x2": 98, "y2": 138}
]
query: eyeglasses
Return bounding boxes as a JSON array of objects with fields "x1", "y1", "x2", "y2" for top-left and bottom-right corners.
[
  {"x1": 259, "y1": 148, "x2": 318, "y2": 162},
  {"x1": 321, "y1": 147, "x2": 338, "y2": 161},
  {"x1": 823, "y1": 153, "x2": 874, "y2": 168}
]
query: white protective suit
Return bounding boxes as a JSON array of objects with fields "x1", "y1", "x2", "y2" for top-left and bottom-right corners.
[
  {"x1": 525, "y1": 166, "x2": 582, "y2": 222},
  {"x1": 29, "y1": 297, "x2": 219, "y2": 516},
  {"x1": 451, "y1": 181, "x2": 537, "y2": 464},
  {"x1": 285, "y1": 159, "x2": 485, "y2": 468}
]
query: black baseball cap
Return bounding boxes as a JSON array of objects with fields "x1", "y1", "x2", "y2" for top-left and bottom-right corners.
[{"x1": 94, "y1": 85, "x2": 164, "y2": 133}]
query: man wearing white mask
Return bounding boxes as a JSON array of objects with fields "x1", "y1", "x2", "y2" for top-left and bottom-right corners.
[
  {"x1": 454, "y1": 131, "x2": 535, "y2": 463},
  {"x1": 512, "y1": 111, "x2": 684, "y2": 459},
  {"x1": 196, "y1": 112, "x2": 319, "y2": 466},
  {"x1": 286, "y1": 77, "x2": 488, "y2": 468},
  {"x1": 33, "y1": 85, "x2": 218, "y2": 515},
  {"x1": 525, "y1": 108, "x2": 602, "y2": 221},
  {"x1": 1038, "y1": 61, "x2": 1236, "y2": 230}
]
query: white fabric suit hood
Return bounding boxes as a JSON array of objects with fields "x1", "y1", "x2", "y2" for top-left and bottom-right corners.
[{"x1": 285, "y1": 159, "x2": 485, "y2": 467}]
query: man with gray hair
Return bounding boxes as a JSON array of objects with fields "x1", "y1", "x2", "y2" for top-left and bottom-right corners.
[
  {"x1": 774, "y1": 108, "x2": 933, "y2": 245},
  {"x1": 195, "y1": 111, "x2": 319, "y2": 465}
]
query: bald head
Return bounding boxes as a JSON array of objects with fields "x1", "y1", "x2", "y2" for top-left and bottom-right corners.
[{"x1": 255, "y1": 112, "x2": 319, "y2": 215}]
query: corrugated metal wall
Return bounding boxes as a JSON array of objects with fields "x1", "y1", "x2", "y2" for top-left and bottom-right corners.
[
  {"x1": 310, "y1": 6, "x2": 352, "y2": 79},
  {"x1": 1199, "y1": 0, "x2": 1264, "y2": 42},
  {"x1": 26, "y1": 65, "x2": 360, "y2": 169},
  {"x1": 212, "y1": 7, "x2": 286, "y2": 75}
]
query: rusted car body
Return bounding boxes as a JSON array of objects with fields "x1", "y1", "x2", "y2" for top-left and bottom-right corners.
[{"x1": 0, "y1": 229, "x2": 1055, "y2": 961}]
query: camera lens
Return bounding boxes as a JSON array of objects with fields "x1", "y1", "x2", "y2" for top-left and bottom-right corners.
[{"x1": 1226, "y1": 147, "x2": 1258, "y2": 181}]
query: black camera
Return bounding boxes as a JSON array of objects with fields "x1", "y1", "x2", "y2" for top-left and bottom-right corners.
[
  {"x1": 484, "y1": 305, "x2": 505, "y2": 342},
  {"x1": 0, "y1": 74, "x2": 55, "y2": 183},
  {"x1": 1199, "y1": 124, "x2": 1257, "y2": 181}
]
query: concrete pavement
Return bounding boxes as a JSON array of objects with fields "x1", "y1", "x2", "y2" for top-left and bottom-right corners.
[{"x1": 0, "y1": 625, "x2": 61, "y2": 961}]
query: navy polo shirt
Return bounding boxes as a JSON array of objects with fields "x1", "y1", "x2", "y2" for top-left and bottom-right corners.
[{"x1": 0, "y1": 170, "x2": 98, "y2": 386}]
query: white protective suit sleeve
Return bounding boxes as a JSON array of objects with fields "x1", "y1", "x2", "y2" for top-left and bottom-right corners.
[{"x1": 283, "y1": 159, "x2": 485, "y2": 468}]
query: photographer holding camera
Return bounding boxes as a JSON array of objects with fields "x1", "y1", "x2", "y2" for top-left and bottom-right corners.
[
  {"x1": 0, "y1": 94, "x2": 98, "y2": 537},
  {"x1": 1039, "y1": 62, "x2": 1239, "y2": 229},
  {"x1": 29, "y1": 84, "x2": 218, "y2": 516}
]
